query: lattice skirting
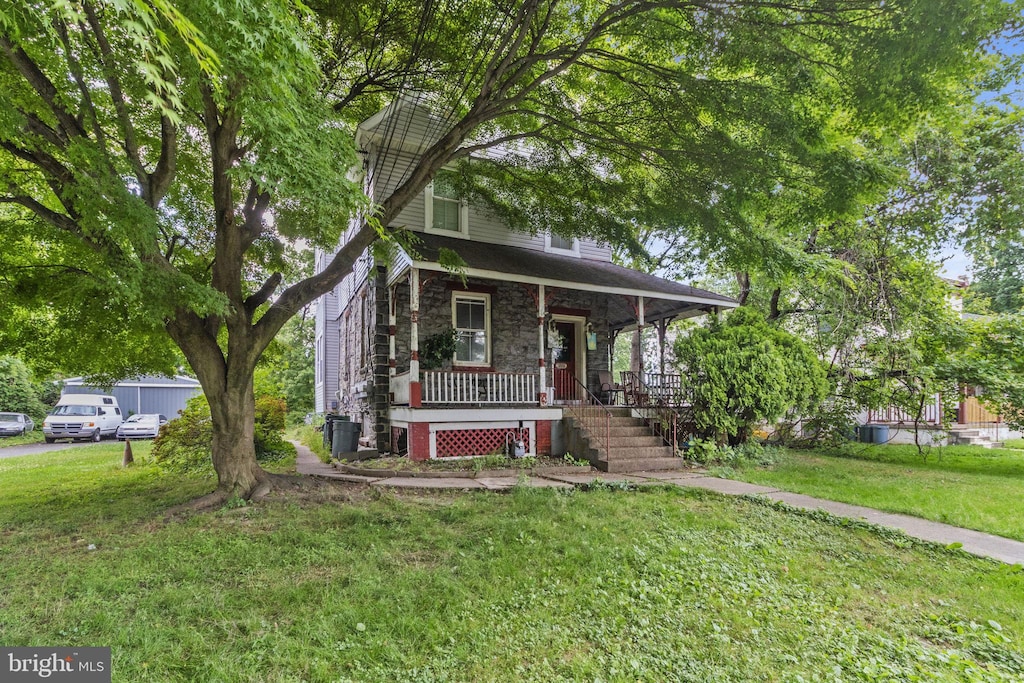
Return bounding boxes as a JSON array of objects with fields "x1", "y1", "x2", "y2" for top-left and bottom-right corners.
[{"x1": 435, "y1": 427, "x2": 532, "y2": 458}]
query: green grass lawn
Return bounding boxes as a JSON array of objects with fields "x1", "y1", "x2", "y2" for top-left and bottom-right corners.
[
  {"x1": 1, "y1": 445, "x2": 1023, "y2": 681},
  {"x1": 726, "y1": 444, "x2": 1024, "y2": 542},
  {"x1": 0, "y1": 429, "x2": 43, "y2": 447},
  {"x1": 1003, "y1": 438, "x2": 1024, "y2": 450}
]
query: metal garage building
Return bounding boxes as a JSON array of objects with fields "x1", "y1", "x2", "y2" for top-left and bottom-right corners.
[{"x1": 60, "y1": 375, "x2": 202, "y2": 418}]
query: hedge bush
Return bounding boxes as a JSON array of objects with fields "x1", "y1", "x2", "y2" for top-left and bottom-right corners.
[{"x1": 153, "y1": 394, "x2": 294, "y2": 473}]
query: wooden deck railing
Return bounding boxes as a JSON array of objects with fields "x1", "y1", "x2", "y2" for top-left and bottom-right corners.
[
  {"x1": 620, "y1": 371, "x2": 690, "y2": 408},
  {"x1": 867, "y1": 396, "x2": 942, "y2": 425},
  {"x1": 422, "y1": 371, "x2": 537, "y2": 405},
  {"x1": 620, "y1": 371, "x2": 689, "y2": 451},
  {"x1": 959, "y1": 396, "x2": 1000, "y2": 424}
]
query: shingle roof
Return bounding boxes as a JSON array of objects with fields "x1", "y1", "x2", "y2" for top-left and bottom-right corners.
[{"x1": 403, "y1": 233, "x2": 737, "y2": 330}]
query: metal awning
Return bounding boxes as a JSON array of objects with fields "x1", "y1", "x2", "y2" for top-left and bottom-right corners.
[{"x1": 390, "y1": 233, "x2": 737, "y2": 331}]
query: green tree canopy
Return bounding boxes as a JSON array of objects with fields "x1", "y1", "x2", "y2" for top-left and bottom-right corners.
[
  {"x1": 0, "y1": 355, "x2": 49, "y2": 420},
  {"x1": 0, "y1": 0, "x2": 1016, "y2": 501},
  {"x1": 674, "y1": 307, "x2": 828, "y2": 444}
]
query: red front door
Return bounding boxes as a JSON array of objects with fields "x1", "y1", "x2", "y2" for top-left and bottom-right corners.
[{"x1": 552, "y1": 321, "x2": 576, "y2": 400}]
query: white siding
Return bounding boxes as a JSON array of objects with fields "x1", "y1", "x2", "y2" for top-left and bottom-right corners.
[
  {"x1": 314, "y1": 290, "x2": 340, "y2": 413},
  {"x1": 359, "y1": 103, "x2": 615, "y2": 264},
  {"x1": 387, "y1": 183, "x2": 614, "y2": 263},
  {"x1": 579, "y1": 239, "x2": 612, "y2": 261},
  {"x1": 391, "y1": 197, "x2": 426, "y2": 233},
  {"x1": 465, "y1": 205, "x2": 543, "y2": 250}
]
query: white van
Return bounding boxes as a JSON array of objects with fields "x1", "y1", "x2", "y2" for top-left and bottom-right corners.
[{"x1": 43, "y1": 394, "x2": 123, "y2": 443}]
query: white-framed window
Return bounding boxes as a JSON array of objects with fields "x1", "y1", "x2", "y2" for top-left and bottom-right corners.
[
  {"x1": 452, "y1": 292, "x2": 490, "y2": 366},
  {"x1": 544, "y1": 232, "x2": 580, "y2": 256},
  {"x1": 425, "y1": 170, "x2": 469, "y2": 237}
]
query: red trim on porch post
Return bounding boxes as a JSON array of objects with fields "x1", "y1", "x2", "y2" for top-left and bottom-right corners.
[
  {"x1": 410, "y1": 382, "x2": 422, "y2": 408},
  {"x1": 409, "y1": 422, "x2": 430, "y2": 461}
]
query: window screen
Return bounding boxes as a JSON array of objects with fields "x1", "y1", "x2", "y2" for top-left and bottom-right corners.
[
  {"x1": 432, "y1": 171, "x2": 462, "y2": 232},
  {"x1": 453, "y1": 296, "x2": 488, "y2": 364}
]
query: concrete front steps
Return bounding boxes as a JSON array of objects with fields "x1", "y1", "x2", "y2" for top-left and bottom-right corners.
[
  {"x1": 950, "y1": 429, "x2": 1003, "y2": 449},
  {"x1": 564, "y1": 407, "x2": 683, "y2": 473}
]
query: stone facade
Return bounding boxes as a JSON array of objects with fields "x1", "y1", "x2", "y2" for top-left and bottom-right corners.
[
  {"x1": 390, "y1": 273, "x2": 613, "y2": 392},
  {"x1": 338, "y1": 269, "x2": 625, "y2": 458},
  {"x1": 336, "y1": 278, "x2": 376, "y2": 442}
]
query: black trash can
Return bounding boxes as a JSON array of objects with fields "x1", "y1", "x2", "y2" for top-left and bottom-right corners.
[
  {"x1": 332, "y1": 418, "x2": 361, "y2": 458},
  {"x1": 322, "y1": 414, "x2": 336, "y2": 449}
]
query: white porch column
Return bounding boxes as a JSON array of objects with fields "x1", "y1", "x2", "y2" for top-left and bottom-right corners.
[
  {"x1": 409, "y1": 268, "x2": 421, "y2": 407},
  {"x1": 537, "y1": 284, "x2": 546, "y2": 404},
  {"x1": 638, "y1": 296, "x2": 646, "y2": 379},
  {"x1": 657, "y1": 318, "x2": 668, "y2": 376}
]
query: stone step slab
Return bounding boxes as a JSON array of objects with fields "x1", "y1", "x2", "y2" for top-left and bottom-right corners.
[{"x1": 598, "y1": 457, "x2": 683, "y2": 473}]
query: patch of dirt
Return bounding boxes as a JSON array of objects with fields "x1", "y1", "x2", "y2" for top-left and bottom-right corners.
[{"x1": 340, "y1": 454, "x2": 585, "y2": 473}]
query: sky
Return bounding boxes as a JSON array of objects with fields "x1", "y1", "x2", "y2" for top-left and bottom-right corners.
[
  {"x1": 939, "y1": 246, "x2": 974, "y2": 279},
  {"x1": 939, "y1": 32, "x2": 1023, "y2": 280}
]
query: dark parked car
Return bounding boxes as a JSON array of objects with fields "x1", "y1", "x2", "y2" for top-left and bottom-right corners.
[
  {"x1": 115, "y1": 414, "x2": 168, "y2": 440},
  {"x1": 0, "y1": 413, "x2": 35, "y2": 436}
]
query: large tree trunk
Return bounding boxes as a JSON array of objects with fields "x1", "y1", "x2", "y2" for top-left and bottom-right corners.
[
  {"x1": 167, "y1": 312, "x2": 274, "y2": 503},
  {"x1": 207, "y1": 375, "x2": 268, "y2": 498}
]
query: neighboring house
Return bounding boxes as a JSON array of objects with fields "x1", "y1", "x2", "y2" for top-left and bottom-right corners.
[
  {"x1": 60, "y1": 375, "x2": 202, "y2": 418},
  {"x1": 315, "y1": 98, "x2": 737, "y2": 466},
  {"x1": 861, "y1": 278, "x2": 1021, "y2": 446}
]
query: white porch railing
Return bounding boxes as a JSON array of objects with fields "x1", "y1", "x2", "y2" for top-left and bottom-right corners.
[
  {"x1": 424, "y1": 371, "x2": 537, "y2": 405},
  {"x1": 391, "y1": 372, "x2": 411, "y2": 405},
  {"x1": 868, "y1": 395, "x2": 942, "y2": 425}
]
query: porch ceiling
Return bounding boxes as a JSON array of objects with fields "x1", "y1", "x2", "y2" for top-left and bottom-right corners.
[{"x1": 396, "y1": 233, "x2": 738, "y2": 331}]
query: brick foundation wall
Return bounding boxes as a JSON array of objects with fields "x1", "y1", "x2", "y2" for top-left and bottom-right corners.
[
  {"x1": 409, "y1": 423, "x2": 430, "y2": 461},
  {"x1": 536, "y1": 420, "x2": 552, "y2": 456}
]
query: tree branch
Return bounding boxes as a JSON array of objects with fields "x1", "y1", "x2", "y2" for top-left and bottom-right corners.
[
  {"x1": 149, "y1": 114, "x2": 177, "y2": 205},
  {"x1": 0, "y1": 36, "x2": 88, "y2": 141},
  {"x1": 244, "y1": 272, "x2": 283, "y2": 314},
  {"x1": 82, "y1": 1, "x2": 146, "y2": 186},
  {"x1": 53, "y1": 13, "x2": 110, "y2": 161},
  {"x1": 0, "y1": 194, "x2": 85, "y2": 238}
]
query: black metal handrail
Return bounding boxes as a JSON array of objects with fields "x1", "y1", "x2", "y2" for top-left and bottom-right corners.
[{"x1": 620, "y1": 371, "x2": 695, "y2": 452}]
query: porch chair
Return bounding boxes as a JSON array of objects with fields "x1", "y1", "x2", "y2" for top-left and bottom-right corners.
[
  {"x1": 598, "y1": 370, "x2": 622, "y2": 405},
  {"x1": 619, "y1": 371, "x2": 649, "y2": 406}
]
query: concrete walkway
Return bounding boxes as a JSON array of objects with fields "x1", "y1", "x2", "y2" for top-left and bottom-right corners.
[{"x1": 294, "y1": 444, "x2": 1024, "y2": 565}]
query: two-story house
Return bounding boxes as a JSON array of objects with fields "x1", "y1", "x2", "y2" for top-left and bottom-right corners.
[{"x1": 315, "y1": 98, "x2": 737, "y2": 469}]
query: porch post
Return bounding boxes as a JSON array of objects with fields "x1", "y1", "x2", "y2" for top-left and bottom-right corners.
[
  {"x1": 538, "y1": 284, "x2": 546, "y2": 404},
  {"x1": 409, "y1": 268, "x2": 422, "y2": 408},
  {"x1": 638, "y1": 296, "x2": 646, "y2": 379},
  {"x1": 388, "y1": 284, "x2": 396, "y2": 377},
  {"x1": 657, "y1": 319, "x2": 668, "y2": 376}
]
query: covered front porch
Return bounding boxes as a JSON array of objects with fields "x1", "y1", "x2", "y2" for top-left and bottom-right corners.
[{"x1": 380, "y1": 233, "x2": 736, "y2": 459}]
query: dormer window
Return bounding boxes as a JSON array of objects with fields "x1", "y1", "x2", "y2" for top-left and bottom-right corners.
[
  {"x1": 425, "y1": 170, "x2": 469, "y2": 237},
  {"x1": 545, "y1": 232, "x2": 580, "y2": 255}
]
